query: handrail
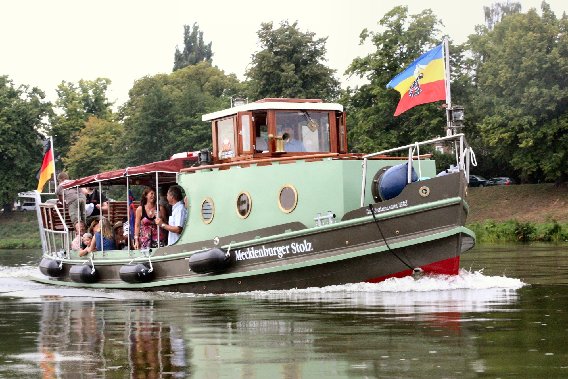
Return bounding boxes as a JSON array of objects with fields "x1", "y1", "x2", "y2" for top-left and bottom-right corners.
[
  {"x1": 360, "y1": 134, "x2": 470, "y2": 207},
  {"x1": 38, "y1": 202, "x2": 70, "y2": 256},
  {"x1": 181, "y1": 153, "x2": 340, "y2": 173}
]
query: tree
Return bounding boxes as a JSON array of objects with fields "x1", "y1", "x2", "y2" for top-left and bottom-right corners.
[
  {"x1": 0, "y1": 76, "x2": 51, "y2": 210},
  {"x1": 245, "y1": 21, "x2": 340, "y2": 101},
  {"x1": 345, "y1": 6, "x2": 446, "y2": 153},
  {"x1": 173, "y1": 23, "x2": 213, "y2": 71},
  {"x1": 50, "y1": 78, "x2": 114, "y2": 163},
  {"x1": 468, "y1": 2, "x2": 568, "y2": 183},
  {"x1": 484, "y1": 1, "x2": 522, "y2": 30},
  {"x1": 64, "y1": 116, "x2": 124, "y2": 178},
  {"x1": 121, "y1": 62, "x2": 242, "y2": 166}
]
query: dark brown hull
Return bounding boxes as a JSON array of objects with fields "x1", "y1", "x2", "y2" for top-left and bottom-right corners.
[{"x1": 35, "y1": 173, "x2": 475, "y2": 294}]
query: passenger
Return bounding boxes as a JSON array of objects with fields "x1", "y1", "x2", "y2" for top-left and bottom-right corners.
[
  {"x1": 255, "y1": 126, "x2": 268, "y2": 152},
  {"x1": 55, "y1": 172, "x2": 86, "y2": 225},
  {"x1": 71, "y1": 221, "x2": 86, "y2": 251},
  {"x1": 113, "y1": 221, "x2": 128, "y2": 250},
  {"x1": 87, "y1": 218, "x2": 99, "y2": 234},
  {"x1": 79, "y1": 217, "x2": 115, "y2": 256},
  {"x1": 81, "y1": 233, "x2": 93, "y2": 249},
  {"x1": 159, "y1": 187, "x2": 172, "y2": 217},
  {"x1": 155, "y1": 185, "x2": 187, "y2": 245},
  {"x1": 280, "y1": 125, "x2": 306, "y2": 152},
  {"x1": 83, "y1": 187, "x2": 109, "y2": 221},
  {"x1": 134, "y1": 187, "x2": 167, "y2": 250}
]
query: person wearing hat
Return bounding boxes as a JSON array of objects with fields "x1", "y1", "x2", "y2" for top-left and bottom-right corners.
[{"x1": 113, "y1": 221, "x2": 128, "y2": 250}]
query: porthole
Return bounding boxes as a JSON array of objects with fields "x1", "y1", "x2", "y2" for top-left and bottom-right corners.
[
  {"x1": 201, "y1": 198, "x2": 215, "y2": 224},
  {"x1": 236, "y1": 192, "x2": 252, "y2": 218},
  {"x1": 278, "y1": 185, "x2": 298, "y2": 213}
]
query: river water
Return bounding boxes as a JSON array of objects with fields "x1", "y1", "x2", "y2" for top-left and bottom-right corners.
[{"x1": 0, "y1": 245, "x2": 567, "y2": 378}]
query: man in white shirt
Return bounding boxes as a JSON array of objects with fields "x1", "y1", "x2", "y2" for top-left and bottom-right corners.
[{"x1": 155, "y1": 186, "x2": 187, "y2": 245}]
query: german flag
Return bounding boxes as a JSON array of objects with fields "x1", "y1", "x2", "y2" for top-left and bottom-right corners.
[{"x1": 37, "y1": 140, "x2": 55, "y2": 192}]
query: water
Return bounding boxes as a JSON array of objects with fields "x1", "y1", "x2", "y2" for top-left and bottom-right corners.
[{"x1": 0, "y1": 245, "x2": 567, "y2": 378}]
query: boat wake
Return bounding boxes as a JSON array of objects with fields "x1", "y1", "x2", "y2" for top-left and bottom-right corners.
[
  {"x1": 0, "y1": 264, "x2": 526, "y2": 311},
  {"x1": 0, "y1": 264, "x2": 155, "y2": 301},
  {"x1": 233, "y1": 269, "x2": 527, "y2": 314}
]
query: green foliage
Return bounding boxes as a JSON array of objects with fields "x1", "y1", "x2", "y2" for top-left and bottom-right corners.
[
  {"x1": 514, "y1": 221, "x2": 536, "y2": 242},
  {"x1": 173, "y1": 23, "x2": 213, "y2": 71},
  {"x1": 468, "y1": 220, "x2": 568, "y2": 243},
  {"x1": 0, "y1": 76, "x2": 51, "y2": 209},
  {"x1": 245, "y1": 21, "x2": 340, "y2": 101},
  {"x1": 483, "y1": 1, "x2": 522, "y2": 30},
  {"x1": 50, "y1": 78, "x2": 114, "y2": 164},
  {"x1": 120, "y1": 62, "x2": 242, "y2": 166},
  {"x1": 64, "y1": 117, "x2": 125, "y2": 178},
  {"x1": 0, "y1": 212, "x2": 41, "y2": 249},
  {"x1": 468, "y1": 3, "x2": 568, "y2": 183},
  {"x1": 345, "y1": 6, "x2": 447, "y2": 154}
]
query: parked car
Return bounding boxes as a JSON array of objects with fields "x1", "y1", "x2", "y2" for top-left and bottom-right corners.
[
  {"x1": 20, "y1": 201, "x2": 36, "y2": 211},
  {"x1": 469, "y1": 175, "x2": 488, "y2": 187},
  {"x1": 487, "y1": 177, "x2": 516, "y2": 186}
]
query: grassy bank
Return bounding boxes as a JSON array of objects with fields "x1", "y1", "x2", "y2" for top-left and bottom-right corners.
[
  {"x1": 468, "y1": 220, "x2": 568, "y2": 243},
  {"x1": 0, "y1": 211, "x2": 41, "y2": 249},
  {"x1": 466, "y1": 183, "x2": 568, "y2": 244},
  {"x1": 1, "y1": 183, "x2": 567, "y2": 249}
]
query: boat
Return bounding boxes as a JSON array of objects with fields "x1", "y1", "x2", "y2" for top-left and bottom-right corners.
[{"x1": 30, "y1": 98, "x2": 475, "y2": 293}]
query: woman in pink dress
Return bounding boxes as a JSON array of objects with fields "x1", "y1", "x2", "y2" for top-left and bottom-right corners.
[{"x1": 134, "y1": 187, "x2": 167, "y2": 249}]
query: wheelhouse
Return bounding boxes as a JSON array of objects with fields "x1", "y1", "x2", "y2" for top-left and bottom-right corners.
[{"x1": 203, "y1": 98, "x2": 348, "y2": 161}]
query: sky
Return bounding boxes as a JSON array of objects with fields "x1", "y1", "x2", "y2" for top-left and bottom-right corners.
[{"x1": 1, "y1": 0, "x2": 566, "y2": 108}]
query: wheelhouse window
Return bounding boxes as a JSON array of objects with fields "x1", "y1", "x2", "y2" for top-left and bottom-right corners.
[
  {"x1": 216, "y1": 117, "x2": 236, "y2": 159},
  {"x1": 275, "y1": 111, "x2": 330, "y2": 153}
]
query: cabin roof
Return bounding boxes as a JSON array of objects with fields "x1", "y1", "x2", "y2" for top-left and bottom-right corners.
[
  {"x1": 202, "y1": 99, "x2": 343, "y2": 122},
  {"x1": 62, "y1": 155, "x2": 198, "y2": 189}
]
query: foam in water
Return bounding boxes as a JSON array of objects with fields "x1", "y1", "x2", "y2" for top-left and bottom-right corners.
[
  {"x1": 0, "y1": 264, "x2": 526, "y2": 309},
  {"x1": 241, "y1": 268, "x2": 526, "y2": 296}
]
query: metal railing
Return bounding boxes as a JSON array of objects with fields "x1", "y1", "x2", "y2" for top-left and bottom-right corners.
[{"x1": 360, "y1": 133, "x2": 473, "y2": 207}]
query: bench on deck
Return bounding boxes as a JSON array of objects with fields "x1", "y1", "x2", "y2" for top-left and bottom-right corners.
[
  {"x1": 39, "y1": 203, "x2": 73, "y2": 232},
  {"x1": 107, "y1": 201, "x2": 139, "y2": 226},
  {"x1": 39, "y1": 201, "x2": 140, "y2": 233}
]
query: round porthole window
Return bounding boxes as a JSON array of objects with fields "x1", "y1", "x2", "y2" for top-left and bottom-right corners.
[
  {"x1": 236, "y1": 192, "x2": 252, "y2": 218},
  {"x1": 278, "y1": 185, "x2": 298, "y2": 213},
  {"x1": 201, "y1": 198, "x2": 215, "y2": 224}
]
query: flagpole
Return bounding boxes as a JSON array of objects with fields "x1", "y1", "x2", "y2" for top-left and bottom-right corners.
[
  {"x1": 50, "y1": 136, "x2": 58, "y2": 190},
  {"x1": 443, "y1": 37, "x2": 453, "y2": 135}
]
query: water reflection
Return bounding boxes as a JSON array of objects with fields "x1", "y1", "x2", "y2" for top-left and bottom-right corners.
[
  {"x1": 2, "y1": 245, "x2": 568, "y2": 378},
  {"x1": 11, "y1": 281, "x2": 523, "y2": 378},
  {"x1": 36, "y1": 300, "x2": 190, "y2": 378}
]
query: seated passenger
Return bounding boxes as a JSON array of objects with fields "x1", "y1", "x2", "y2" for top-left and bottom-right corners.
[
  {"x1": 255, "y1": 136, "x2": 268, "y2": 152},
  {"x1": 281, "y1": 126, "x2": 306, "y2": 152},
  {"x1": 79, "y1": 217, "x2": 116, "y2": 256},
  {"x1": 71, "y1": 221, "x2": 86, "y2": 251},
  {"x1": 155, "y1": 185, "x2": 187, "y2": 245},
  {"x1": 113, "y1": 221, "x2": 128, "y2": 250},
  {"x1": 81, "y1": 233, "x2": 93, "y2": 249},
  {"x1": 83, "y1": 186, "x2": 109, "y2": 224},
  {"x1": 255, "y1": 126, "x2": 269, "y2": 152}
]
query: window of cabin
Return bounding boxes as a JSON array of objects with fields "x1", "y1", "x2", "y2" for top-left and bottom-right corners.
[
  {"x1": 275, "y1": 111, "x2": 330, "y2": 153},
  {"x1": 216, "y1": 117, "x2": 236, "y2": 159},
  {"x1": 240, "y1": 114, "x2": 251, "y2": 152}
]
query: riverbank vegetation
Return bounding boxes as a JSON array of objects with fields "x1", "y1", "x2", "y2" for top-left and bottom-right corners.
[
  {"x1": 469, "y1": 220, "x2": 568, "y2": 244},
  {"x1": 0, "y1": 212, "x2": 41, "y2": 249}
]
